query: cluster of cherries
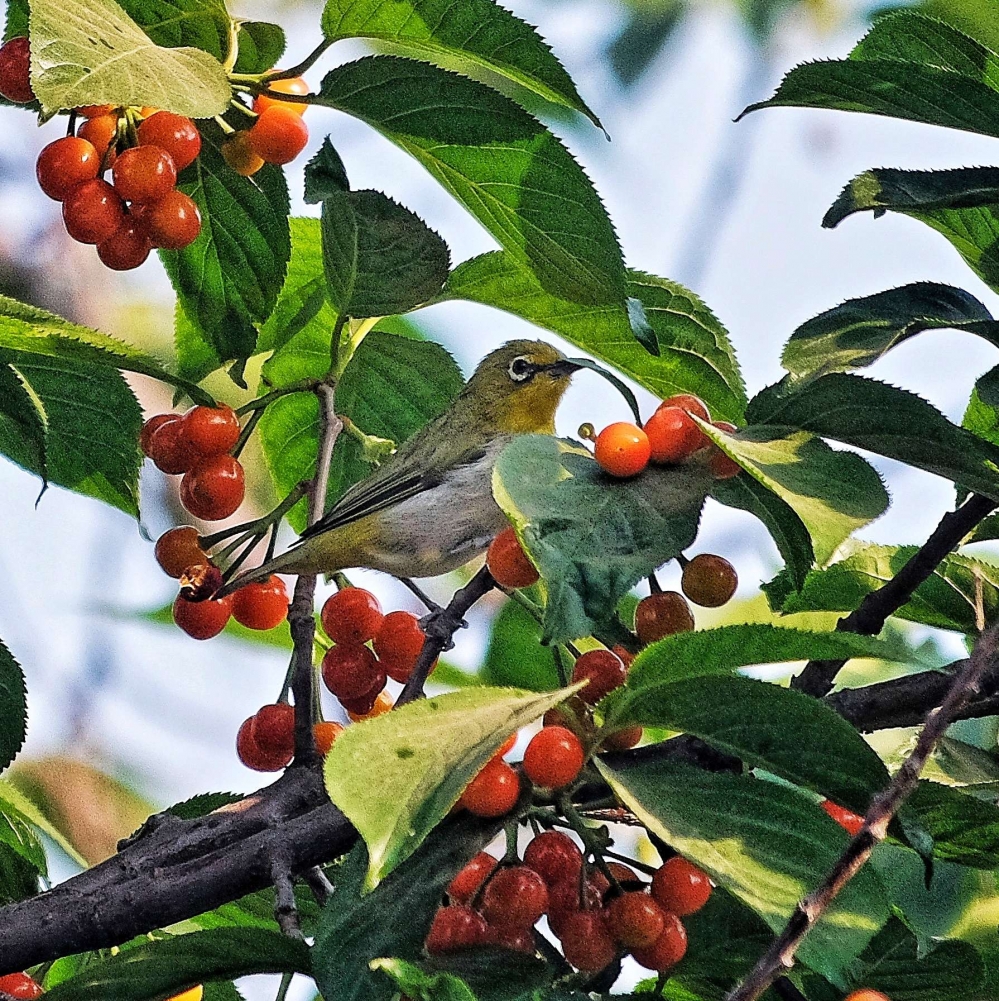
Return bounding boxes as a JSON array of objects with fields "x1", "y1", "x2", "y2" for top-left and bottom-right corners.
[
  {"x1": 221, "y1": 77, "x2": 310, "y2": 177},
  {"x1": 592, "y1": 393, "x2": 740, "y2": 481},
  {"x1": 236, "y1": 700, "x2": 345, "y2": 772},
  {"x1": 0, "y1": 974, "x2": 203, "y2": 1000}
]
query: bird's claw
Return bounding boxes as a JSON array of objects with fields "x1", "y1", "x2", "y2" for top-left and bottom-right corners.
[{"x1": 420, "y1": 608, "x2": 468, "y2": 651}]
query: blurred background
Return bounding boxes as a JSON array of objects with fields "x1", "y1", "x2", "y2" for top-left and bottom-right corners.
[{"x1": 4, "y1": 0, "x2": 999, "y2": 994}]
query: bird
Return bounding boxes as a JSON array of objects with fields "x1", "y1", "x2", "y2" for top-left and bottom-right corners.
[{"x1": 217, "y1": 340, "x2": 581, "y2": 594}]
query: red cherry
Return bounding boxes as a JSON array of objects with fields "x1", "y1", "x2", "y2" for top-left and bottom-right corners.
[
  {"x1": 0, "y1": 972, "x2": 44, "y2": 999},
  {"x1": 559, "y1": 910, "x2": 616, "y2": 972},
  {"x1": 844, "y1": 992, "x2": 891, "y2": 1001},
  {"x1": 346, "y1": 689, "x2": 393, "y2": 722},
  {"x1": 448, "y1": 851, "x2": 498, "y2": 904},
  {"x1": 321, "y1": 642, "x2": 382, "y2": 701},
  {"x1": 481, "y1": 865, "x2": 549, "y2": 930},
  {"x1": 145, "y1": 189, "x2": 201, "y2": 249},
  {"x1": 523, "y1": 726, "x2": 585, "y2": 789},
  {"x1": 373, "y1": 610, "x2": 426, "y2": 683},
  {"x1": 248, "y1": 105, "x2": 309, "y2": 164},
  {"x1": 154, "y1": 526, "x2": 207, "y2": 578},
  {"x1": 148, "y1": 414, "x2": 198, "y2": 474},
  {"x1": 660, "y1": 394, "x2": 710, "y2": 421},
  {"x1": 77, "y1": 104, "x2": 114, "y2": 118},
  {"x1": 253, "y1": 76, "x2": 310, "y2": 116},
  {"x1": 232, "y1": 576, "x2": 289, "y2": 630},
  {"x1": 236, "y1": 716, "x2": 291, "y2": 771},
  {"x1": 172, "y1": 592, "x2": 232, "y2": 640},
  {"x1": 523, "y1": 830, "x2": 583, "y2": 887},
  {"x1": 313, "y1": 720, "x2": 344, "y2": 755},
  {"x1": 0, "y1": 37, "x2": 34, "y2": 104},
  {"x1": 425, "y1": 905, "x2": 487, "y2": 954},
  {"x1": 180, "y1": 455, "x2": 246, "y2": 520},
  {"x1": 321, "y1": 588, "x2": 384, "y2": 645},
  {"x1": 547, "y1": 875, "x2": 604, "y2": 937},
  {"x1": 602, "y1": 726, "x2": 643, "y2": 750},
  {"x1": 137, "y1": 111, "x2": 201, "y2": 171},
  {"x1": 821, "y1": 799, "x2": 865, "y2": 837},
  {"x1": 486, "y1": 526, "x2": 539, "y2": 589},
  {"x1": 634, "y1": 592, "x2": 694, "y2": 645},
  {"x1": 36, "y1": 136, "x2": 100, "y2": 200},
  {"x1": 97, "y1": 218, "x2": 152, "y2": 271},
  {"x1": 112, "y1": 144, "x2": 177, "y2": 203},
  {"x1": 650, "y1": 856, "x2": 713, "y2": 916},
  {"x1": 459, "y1": 759, "x2": 520, "y2": 818},
  {"x1": 629, "y1": 911, "x2": 687, "y2": 971},
  {"x1": 62, "y1": 178, "x2": 125, "y2": 244},
  {"x1": 644, "y1": 405, "x2": 709, "y2": 464},
  {"x1": 141, "y1": 413, "x2": 179, "y2": 457},
  {"x1": 78, "y1": 112, "x2": 119, "y2": 163},
  {"x1": 181, "y1": 404, "x2": 240, "y2": 457},
  {"x1": 605, "y1": 891, "x2": 665, "y2": 948},
  {"x1": 250, "y1": 702, "x2": 295, "y2": 757},
  {"x1": 486, "y1": 923, "x2": 535, "y2": 953},
  {"x1": 594, "y1": 422, "x2": 651, "y2": 478},
  {"x1": 338, "y1": 658, "x2": 390, "y2": 715},
  {"x1": 571, "y1": 649, "x2": 627, "y2": 704}
]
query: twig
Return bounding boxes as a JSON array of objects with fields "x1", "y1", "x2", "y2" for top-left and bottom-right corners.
[
  {"x1": 727, "y1": 625, "x2": 999, "y2": 1001},
  {"x1": 792, "y1": 493, "x2": 996, "y2": 697},
  {"x1": 271, "y1": 858, "x2": 303, "y2": 940}
]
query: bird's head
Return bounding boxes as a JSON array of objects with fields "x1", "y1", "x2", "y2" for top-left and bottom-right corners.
[{"x1": 463, "y1": 340, "x2": 581, "y2": 434}]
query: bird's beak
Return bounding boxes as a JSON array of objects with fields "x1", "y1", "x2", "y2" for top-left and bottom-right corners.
[{"x1": 546, "y1": 359, "x2": 585, "y2": 378}]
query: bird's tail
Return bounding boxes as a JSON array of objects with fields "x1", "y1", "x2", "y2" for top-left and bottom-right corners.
[{"x1": 214, "y1": 546, "x2": 307, "y2": 600}]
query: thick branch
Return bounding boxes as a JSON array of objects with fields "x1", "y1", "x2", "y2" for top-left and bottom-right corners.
[
  {"x1": 728, "y1": 626, "x2": 999, "y2": 1001},
  {"x1": 792, "y1": 493, "x2": 996, "y2": 698}
]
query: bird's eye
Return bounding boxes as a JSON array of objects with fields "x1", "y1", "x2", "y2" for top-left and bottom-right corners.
[{"x1": 508, "y1": 356, "x2": 533, "y2": 382}]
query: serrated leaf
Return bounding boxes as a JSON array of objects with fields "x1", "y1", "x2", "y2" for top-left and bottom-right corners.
[
  {"x1": 481, "y1": 596, "x2": 560, "y2": 691},
  {"x1": 0, "y1": 799, "x2": 46, "y2": 875},
  {"x1": 317, "y1": 57, "x2": 625, "y2": 308},
  {"x1": 0, "y1": 639, "x2": 26, "y2": 774},
  {"x1": 493, "y1": 435, "x2": 713, "y2": 643},
  {"x1": 303, "y1": 138, "x2": 350, "y2": 204},
  {"x1": 0, "y1": 840, "x2": 41, "y2": 903},
  {"x1": 443, "y1": 251, "x2": 746, "y2": 422},
  {"x1": 0, "y1": 362, "x2": 46, "y2": 479},
  {"x1": 697, "y1": 420, "x2": 888, "y2": 565},
  {"x1": 905, "y1": 781, "x2": 999, "y2": 869},
  {"x1": 29, "y1": 0, "x2": 230, "y2": 118},
  {"x1": 40, "y1": 929, "x2": 312, "y2": 1001},
  {"x1": 325, "y1": 684, "x2": 577, "y2": 887},
  {"x1": 119, "y1": 0, "x2": 229, "y2": 56},
  {"x1": 162, "y1": 123, "x2": 291, "y2": 371},
  {"x1": 233, "y1": 20, "x2": 285, "y2": 74},
  {"x1": 422, "y1": 950, "x2": 553, "y2": 1001},
  {"x1": 597, "y1": 755, "x2": 889, "y2": 983},
  {"x1": 371, "y1": 958, "x2": 478, "y2": 1001},
  {"x1": 166, "y1": 791, "x2": 242, "y2": 819},
  {"x1": 320, "y1": 0, "x2": 599, "y2": 125}
]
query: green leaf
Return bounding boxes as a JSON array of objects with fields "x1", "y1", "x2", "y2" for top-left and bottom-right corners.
[
  {"x1": 166, "y1": 791, "x2": 242, "y2": 820},
  {"x1": 595, "y1": 755, "x2": 890, "y2": 983},
  {"x1": 303, "y1": 138, "x2": 351, "y2": 205},
  {"x1": 0, "y1": 362, "x2": 46, "y2": 478},
  {"x1": 0, "y1": 799, "x2": 46, "y2": 874},
  {"x1": 0, "y1": 778, "x2": 87, "y2": 866},
  {"x1": 443, "y1": 251, "x2": 746, "y2": 422},
  {"x1": 40, "y1": 929, "x2": 311, "y2": 1000},
  {"x1": 0, "y1": 841, "x2": 40, "y2": 903},
  {"x1": 906, "y1": 781, "x2": 999, "y2": 869},
  {"x1": 781, "y1": 283, "x2": 999, "y2": 384},
  {"x1": 697, "y1": 420, "x2": 888, "y2": 565},
  {"x1": 371, "y1": 958, "x2": 478, "y2": 1001},
  {"x1": 0, "y1": 638, "x2": 26, "y2": 774},
  {"x1": 324, "y1": 684, "x2": 577, "y2": 887},
  {"x1": 493, "y1": 435, "x2": 713, "y2": 644},
  {"x1": 481, "y1": 596, "x2": 560, "y2": 691},
  {"x1": 747, "y1": 374, "x2": 999, "y2": 503},
  {"x1": 320, "y1": 0, "x2": 599, "y2": 125},
  {"x1": 119, "y1": 0, "x2": 229, "y2": 56},
  {"x1": 233, "y1": 21, "x2": 285, "y2": 74},
  {"x1": 421, "y1": 950, "x2": 553, "y2": 1001},
  {"x1": 317, "y1": 58, "x2": 626, "y2": 308},
  {"x1": 313, "y1": 817, "x2": 505, "y2": 1001},
  {"x1": 162, "y1": 123, "x2": 291, "y2": 372},
  {"x1": 29, "y1": 0, "x2": 231, "y2": 118}
]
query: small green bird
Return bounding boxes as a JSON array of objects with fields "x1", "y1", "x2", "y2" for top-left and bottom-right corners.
[{"x1": 221, "y1": 340, "x2": 580, "y2": 593}]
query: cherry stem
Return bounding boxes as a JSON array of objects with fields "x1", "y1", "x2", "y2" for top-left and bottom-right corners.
[
  {"x1": 502, "y1": 822, "x2": 519, "y2": 863},
  {"x1": 675, "y1": 553, "x2": 690, "y2": 569},
  {"x1": 236, "y1": 379, "x2": 319, "y2": 415},
  {"x1": 267, "y1": 38, "x2": 334, "y2": 81},
  {"x1": 199, "y1": 481, "x2": 309, "y2": 550},
  {"x1": 231, "y1": 407, "x2": 263, "y2": 459},
  {"x1": 602, "y1": 847, "x2": 656, "y2": 876},
  {"x1": 647, "y1": 571, "x2": 662, "y2": 594},
  {"x1": 557, "y1": 795, "x2": 619, "y2": 892},
  {"x1": 229, "y1": 97, "x2": 257, "y2": 119}
]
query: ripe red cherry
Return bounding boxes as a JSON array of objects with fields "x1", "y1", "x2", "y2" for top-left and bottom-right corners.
[
  {"x1": 644, "y1": 405, "x2": 709, "y2": 464},
  {"x1": 630, "y1": 911, "x2": 687, "y2": 971},
  {"x1": 481, "y1": 865, "x2": 549, "y2": 930},
  {"x1": 523, "y1": 830, "x2": 583, "y2": 886},
  {"x1": 650, "y1": 856, "x2": 713, "y2": 916},
  {"x1": 236, "y1": 716, "x2": 291, "y2": 771},
  {"x1": 681, "y1": 553, "x2": 738, "y2": 607},
  {"x1": 145, "y1": 190, "x2": 202, "y2": 249},
  {"x1": 321, "y1": 642, "x2": 381, "y2": 701},
  {"x1": 251, "y1": 702, "x2": 295, "y2": 757},
  {"x1": 547, "y1": 875, "x2": 604, "y2": 937},
  {"x1": 77, "y1": 104, "x2": 114, "y2": 118},
  {"x1": 232, "y1": 576, "x2": 289, "y2": 630},
  {"x1": 559, "y1": 910, "x2": 617, "y2": 972},
  {"x1": 661, "y1": 393, "x2": 710, "y2": 421},
  {"x1": 571, "y1": 649, "x2": 627, "y2": 704},
  {"x1": 181, "y1": 404, "x2": 240, "y2": 457},
  {"x1": 137, "y1": 111, "x2": 201, "y2": 171},
  {"x1": 97, "y1": 218, "x2": 152, "y2": 271},
  {"x1": 36, "y1": 136, "x2": 100, "y2": 200},
  {"x1": 634, "y1": 591, "x2": 694, "y2": 645},
  {"x1": 173, "y1": 592, "x2": 232, "y2": 640},
  {"x1": 313, "y1": 720, "x2": 343, "y2": 756},
  {"x1": 346, "y1": 689, "x2": 393, "y2": 721},
  {"x1": 605, "y1": 891, "x2": 666, "y2": 948},
  {"x1": 321, "y1": 587, "x2": 384, "y2": 645},
  {"x1": 62, "y1": 178, "x2": 125, "y2": 244},
  {"x1": 141, "y1": 413, "x2": 179, "y2": 457},
  {"x1": 373, "y1": 610, "x2": 426, "y2": 683},
  {"x1": 0, "y1": 972, "x2": 43, "y2": 999},
  {"x1": 180, "y1": 455, "x2": 246, "y2": 520},
  {"x1": 486, "y1": 923, "x2": 535, "y2": 953},
  {"x1": 155, "y1": 526, "x2": 207, "y2": 578},
  {"x1": 487, "y1": 526, "x2": 539, "y2": 589},
  {"x1": 248, "y1": 105, "x2": 309, "y2": 164},
  {"x1": 844, "y1": 992, "x2": 891, "y2": 1001},
  {"x1": 425, "y1": 905, "x2": 487, "y2": 954},
  {"x1": 523, "y1": 726, "x2": 585, "y2": 789},
  {"x1": 594, "y1": 422, "x2": 650, "y2": 478},
  {"x1": 459, "y1": 758, "x2": 520, "y2": 818},
  {"x1": 448, "y1": 851, "x2": 498, "y2": 904},
  {"x1": 602, "y1": 726, "x2": 643, "y2": 750},
  {"x1": 0, "y1": 37, "x2": 34, "y2": 104},
  {"x1": 821, "y1": 799, "x2": 865, "y2": 837},
  {"x1": 253, "y1": 76, "x2": 310, "y2": 116},
  {"x1": 78, "y1": 112, "x2": 119, "y2": 162},
  {"x1": 112, "y1": 144, "x2": 177, "y2": 203},
  {"x1": 148, "y1": 415, "x2": 198, "y2": 474}
]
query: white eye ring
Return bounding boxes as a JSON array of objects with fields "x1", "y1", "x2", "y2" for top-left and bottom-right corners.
[{"x1": 508, "y1": 356, "x2": 532, "y2": 381}]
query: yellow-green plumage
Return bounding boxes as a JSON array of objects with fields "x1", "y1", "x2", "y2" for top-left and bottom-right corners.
[{"x1": 222, "y1": 340, "x2": 575, "y2": 592}]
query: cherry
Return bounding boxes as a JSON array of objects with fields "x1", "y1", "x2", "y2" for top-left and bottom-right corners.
[
  {"x1": 425, "y1": 905, "x2": 487, "y2": 954},
  {"x1": 708, "y1": 420, "x2": 742, "y2": 479},
  {"x1": 496, "y1": 732, "x2": 517, "y2": 758},
  {"x1": 634, "y1": 591, "x2": 694, "y2": 644},
  {"x1": 221, "y1": 131, "x2": 264, "y2": 177},
  {"x1": 559, "y1": 910, "x2": 616, "y2": 972},
  {"x1": 571, "y1": 649, "x2": 627, "y2": 704},
  {"x1": 313, "y1": 720, "x2": 344, "y2": 756},
  {"x1": 594, "y1": 422, "x2": 650, "y2": 478},
  {"x1": 178, "y1": 562, "x2": 223, "y2": 602},
  {"x1": 523, "y1": 726, "x2": 585, "y2": 789},
  {"x1": 487, "y1": 526, "x2": 539, "y2": 589},
  {"x1": 180, "y1": 455, "x2": 246, "y2": 520},
  {"x1": 844, "y1": 992, "x2": 890, "y2": 1001},
  {"x1": 155, "y1": 526, "x2": 207, "y2": 578},
  {"x1": 481, "y1": 865, "x2": 549, "y2": 929},
  {"x1": 643, "y1": 405, "x2": 708, "y2": 464},
  {"x1": 137, "y1": 111, "x2": 201, "y2": 171},
  {"x1": 232, "y1": 576, "x2": 289, "y2": 630},
  {"x1": 145, "y1": 190, "x2": 201, "y2": 249},
  {"x1": 173, "y1": 591, "x2": 232, "y2": 640},
  {"x1": 321, "y1": 642, "x2": 382, "y2": 701},
  {"x1": 181, "y1": 404, "x2": 240, "y2": 457},
  {"x1": 339, "y1": 667, "x2": 388, "y2": 716},
  {"x1": 112, "y1": 145, "x2": 177, "y2": 204},
  {"x1": 547, "y1": 875, "x2": 603, "y2": 937},
  {"x1": 630, "y1": 911, "x2": 687, "y2": 971},
  {"x1": 0, "y1": 37, "x2": 33, "y2": 104},
  {"x1": 0, "y1": 972, "x2": 43, "y2": 999},
  {"x1": 77, "y1": 104, "x2": 114, "y2": 118},
  {"x1": 661, "y1": 394, "x2": 710, "y2": 421},
  {"x1": 651, "y1": 856, "x2": 712, "y2": 916},
  {"x1": 141, "y1": 413, "x2": 179, "y2": 457},
  {"x1": 78, "y1": 112, "x2": 119, "y2": 162},
  {"x1": 602, "y1": 726, "x2": 643, "y2": 750},
  {"x1": 448, "y1": 851, "x2": 498, "y2": 904},
  {"x1": 681, "y1": 553, "x2": 738, "y2": 607},
  {"x1": 62, "y1": 178, "x2": 126, "y2": 244},
  {"x1": 346, "y1": 689, "x2": 393, "y2": 722},
  {"x1": 166, "y1": 988, "x2": 204, "y2": 1001},
  {"x1": 605, "y1": 891, "x2": 665, "y2": 948},
  {"x1": 821, "y1": 799, "x2": 864, "y2": 837},
  {"x1": 97, "y1": 218, "x2": 152, "y2": 270},
  {"x1": 36, "y1": 136, "x2": 100, "y2": 200},
  {"x1": 523, "y1": 830, "x2": 582, "y2": 887},
  {"x1": 599, "y1": 862, "x2": 640, "y2": 889},
  {"x1": 248, "y1": 105, "x2": 309, "y2": 164},
  {"x1": 148, "y1": 414, "x2": 198, "y2": 474},
  {"x1": 253, "y1": 76, "x2": 310, "y2": 116},
  {"x1": 373, "y1": 610, "x2": 426, "y2": 683},
  {"x1": 250, "y1": 702, "x2": 295, "y2": 758},
  {"x1": 321, "y1": 587, "x2": 384, "y2": 645},
  {"x1": 459, "y1": 758, "x2": 520, "y2": 817},
  {"x1": 485, "y1": 923, "x2": 535, "y2": 953},
  {"x1": 236, "y1": 716, "x2": 291, "y2": 771}
]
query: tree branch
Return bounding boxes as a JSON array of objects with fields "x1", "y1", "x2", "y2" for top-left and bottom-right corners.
[{"x1": 727, "y1": 625, "x2": 999, "y2": 1001}]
